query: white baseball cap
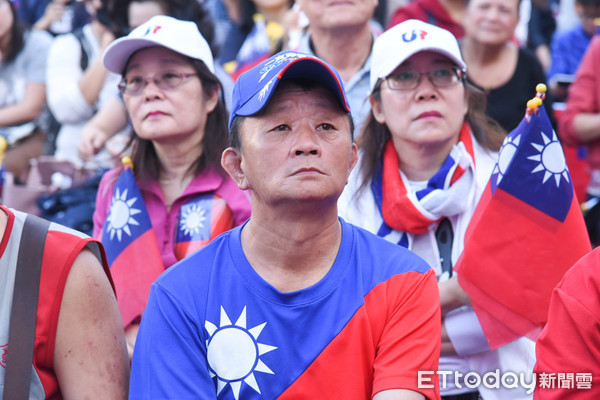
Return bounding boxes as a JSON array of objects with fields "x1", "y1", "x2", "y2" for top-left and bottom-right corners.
[
  {"x1": 370, "y1": 19, "x2": 466, "y2": 92},
  {"x1": 103, "y1": 15, "x2": 214, "y2": 74}
]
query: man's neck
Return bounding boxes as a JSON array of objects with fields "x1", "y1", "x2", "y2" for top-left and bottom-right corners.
[
  {"x1": 240, "y1": 204, "x2": 342, "y2": 293},
  {"x1": 308, "y1": 24, "x2": 373, "y2": 83}
]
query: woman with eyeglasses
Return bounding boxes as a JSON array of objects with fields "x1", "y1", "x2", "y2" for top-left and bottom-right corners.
[
  {"x1": 339, "y1": 20, "x2": 536, "y2": 400},
  {"x1": 93, "y1": 15, "x2": 251, "y2": 358}
]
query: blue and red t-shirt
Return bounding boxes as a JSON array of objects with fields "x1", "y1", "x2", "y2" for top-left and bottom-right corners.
[{"x1": 130, "y1": 218, "x2": 441, "y2": 399}]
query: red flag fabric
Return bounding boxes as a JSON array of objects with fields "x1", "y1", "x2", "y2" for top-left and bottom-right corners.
[
  {"x1": 454, "y1": 103, "x2": 592, "y2": 349},
  {"x1": 101, "y1": 166, "x2": 164, "y2": 327}
]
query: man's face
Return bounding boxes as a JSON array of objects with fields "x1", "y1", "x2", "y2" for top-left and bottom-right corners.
[
  {"x1": 577, "y1": 4, "x2": 600, "y2": 36},
  {"x1": 296, "y1": 0, "x2": 378, "y2": 31},
  {"x1": 232, "y1": 81, "x2": 358, "y2": 208}
]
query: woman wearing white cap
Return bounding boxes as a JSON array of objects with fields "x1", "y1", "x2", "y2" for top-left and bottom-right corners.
[
  {"x1": 93, "y1": 15, "x2": 251, "y2": 356},
  {"x1": 339, "y1": 20, "x2": 535, "y2": 400}
]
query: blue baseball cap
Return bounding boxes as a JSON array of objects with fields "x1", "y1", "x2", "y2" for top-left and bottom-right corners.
[{"x1": 229, "y1": 50, "x2": 351, "y2": 129}]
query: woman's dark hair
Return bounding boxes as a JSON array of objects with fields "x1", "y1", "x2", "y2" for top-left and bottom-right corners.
[
  {"x1": 2, "y1": 0, "x2": 26, "y2": 65},
  {"x1": 356, "y1": 79, "x2": 506, "y2": 195},
  {"x1": 128, "y1": 57, "x2": 229, "y2": 181}
]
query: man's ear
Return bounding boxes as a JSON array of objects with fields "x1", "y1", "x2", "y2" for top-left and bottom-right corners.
[{"x1": 221, "y1": 147, "x2": 249, "y2": 190}]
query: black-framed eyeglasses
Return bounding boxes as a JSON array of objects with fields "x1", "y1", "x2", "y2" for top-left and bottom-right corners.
[
  {"x1": 118, "y1": 71, "x2": 198, "y2": 96},
  {"x1": 384, "y1": 66, "x2": 465, "y2": 91}
]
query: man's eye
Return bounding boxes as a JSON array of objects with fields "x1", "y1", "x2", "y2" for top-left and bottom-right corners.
[
  {"x1": 273, "y1": 125, "x2": 289, "y2": 131},
  {"x1": 318, "y1": 123, "x2": 334, "y2": 130}
]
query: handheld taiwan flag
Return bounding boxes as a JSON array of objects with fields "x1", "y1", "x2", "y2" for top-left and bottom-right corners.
[
  {"x1": 454, "y1": 84, "x2": 592, "y2": 349},
  {"x1": 174, "y1": 193, "x2": 234, "y2": 260},
  {"x1": 101, "y1": 157, "x2": 164, "y2": 327}
]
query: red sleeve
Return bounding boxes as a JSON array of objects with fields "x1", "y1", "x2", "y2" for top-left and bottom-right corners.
[
  {"x1": 387, "y1": 2, "x2": 425, "y2": 29},
  {"x1": 372, "y1": 269, "x2": 441, "y2": 400},
  {"x1": 534, "y1": 249, "x2": 600, "y2": 399},
  {"x1": 558, "y1": 37, "x2": 600, "y2": 147}
]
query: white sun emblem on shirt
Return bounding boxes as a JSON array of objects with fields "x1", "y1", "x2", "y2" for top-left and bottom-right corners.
[
  {"x1": 527, "y1": 130, "x2": 569, "y2": 187},
  {"x1": 180, "y1": 203, "x2": 206, "y2": 236},
  {"x1": 206, "y1": 306, "x2": 277, "y2": 400},
  {"x1": 105, "y1": 188, "x2": 141, "y2": 241},
  {"x1": 493, "y1": 134, "x2": 520, "y2": 185}
]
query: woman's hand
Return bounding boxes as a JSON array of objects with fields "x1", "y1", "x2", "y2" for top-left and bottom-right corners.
[
  {"x1": 438, "y1": 275, "x2": 471, "y2": 316},
  {"x1": 441, "y1": 319, "x2": 457, "y2": 356},
  {"x1": 33, "y1": 0, "x2": 68, "y2": 31}
]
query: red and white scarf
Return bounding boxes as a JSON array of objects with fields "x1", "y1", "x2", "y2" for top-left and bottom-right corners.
[{"x1": 380, "y1": 123, "x2": 477, "y2": 233}]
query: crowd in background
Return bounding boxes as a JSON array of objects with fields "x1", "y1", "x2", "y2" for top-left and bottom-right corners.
[
  {"x1": 2, "y1": 0, "x2": 600, "y2": 398},
  {"x1": 1, "y1": 0, "x2": 597, "y2": 182}
]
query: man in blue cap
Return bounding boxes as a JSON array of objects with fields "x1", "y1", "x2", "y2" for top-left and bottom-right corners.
[{"x1": 129, "y1": 50, "x2": 441, "y2": 400}]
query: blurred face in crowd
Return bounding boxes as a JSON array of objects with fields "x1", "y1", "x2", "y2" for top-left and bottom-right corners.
[
  {"x1": 577, "y1": 3, "x2": 600, "y2": 36},
  {"x1": 122, "y1": 46, "x2": 219, "y2": 146},
  {"x1": 226, "y1": 81, "x2": 357, "y2": 207},
  {"x1": 295, "y1": 0, "x2": 377, "y2": 31},
  {"x1": 0, "y1": 0, "x2": 14, "y2": 41},
  {"x1": 252, "y1": 0, "x2": 292, "y2": 16},
  {"x1": 463, "y1": 0, "x2": 520, "y2": 46},
  {"x1": 371, "y1": 51, "x2": 468, "y2": 154},
  {"x1": 128, "y1": 0, "x2": 168, "y2": 30}
]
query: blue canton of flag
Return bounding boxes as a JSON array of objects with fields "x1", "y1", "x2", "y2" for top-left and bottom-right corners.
[
  {"x1": 490, "y1": 104, "x2": 573, "y2": 222},
  {"x1": 176, "y1": 194, "x2": 213, "y2": 243},
  {"x1": 174, "y1": 193, "x2": 235, "y2": 260},
  {"x1": 101, "y1": 167, "x2": 153, "y2": 265}
]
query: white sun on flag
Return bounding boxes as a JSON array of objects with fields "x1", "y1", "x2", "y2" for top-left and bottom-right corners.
[
  {"x1": 180, "y1": 202, "x2": 207, "y2": 236},
  {"x1": 105, "y1": 188, "x2": 141, "y2": 241},
  {"x1": 493, "y1": 134, "x2": 520, "y2": 185},
  {"x1": 527, "y1": 130, "x2": 570, "y2": 187},
  {"x1": 206, "y1": 306, "x2": 277, "y2": 400}
]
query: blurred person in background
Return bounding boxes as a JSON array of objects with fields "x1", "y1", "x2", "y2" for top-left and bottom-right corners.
[
  {"x1": 220, "y1": 0, "x2": 295, "y2": 80},
  {"x1": 460, "y1": 0, "x2": 554, "y2": 133},
  {"x1": 294, "y1": 0, "x2": 379, "y2": 136},
  {"x1": 387, "y1": 0, "x2": 466, "y2": 39},
  {"x1": 46, "y1": 0, "x2": 126, "y2": 169},
  {"x1": 0, "y1": 0, "x2": 53, "y2": 178},
  {"x1": 547, "y1": 0, "x2": 600, "y2": 101},
  {"x1": 18, "y1": 0, "x2": 89, "y2": 35}
]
